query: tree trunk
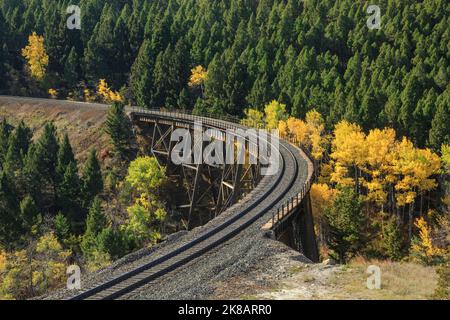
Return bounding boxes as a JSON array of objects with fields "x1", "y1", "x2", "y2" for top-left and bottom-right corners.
[{"x1": 408, "y1": 201, "x2": 414, "y2": 241}]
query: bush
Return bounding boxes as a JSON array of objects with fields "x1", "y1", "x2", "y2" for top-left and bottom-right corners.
[{"x1": 433, "y1": 264, "x2": 450, "y2": 300}]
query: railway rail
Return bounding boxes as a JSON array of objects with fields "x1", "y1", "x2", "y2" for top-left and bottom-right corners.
[{"x1": 0, "y1": 96, "x2": 315, "y2": 300}]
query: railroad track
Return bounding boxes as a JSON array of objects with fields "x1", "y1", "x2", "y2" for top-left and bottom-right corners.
[
  {"x1": 0, "y1": 96, "x2": 310, "y2": 300},
  {"x1": 71, "y1": 112, "x2": 299, "y2": 300}
]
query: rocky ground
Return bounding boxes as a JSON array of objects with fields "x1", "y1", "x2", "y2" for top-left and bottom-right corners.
[{"x1": 213, "y1": 251, "x2": 439, "y2": 300}]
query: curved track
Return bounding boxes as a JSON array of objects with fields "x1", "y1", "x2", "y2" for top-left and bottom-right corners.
[{"x1": 0, "y1": 96, "x2": 313, "y2": 300}]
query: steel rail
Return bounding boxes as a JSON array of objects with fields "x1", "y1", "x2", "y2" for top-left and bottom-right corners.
[
  {"x1": 69, "y1": 110, "x2": 299, "y2": 300},
  {"x1": 0, "y1": 95, "x2": 312, "y2": 300}
]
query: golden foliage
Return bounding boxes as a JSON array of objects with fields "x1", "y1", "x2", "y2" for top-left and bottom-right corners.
[
  {"x1": 392, "y1": 138, "x2": 440, "y2": 206},
  {"x1": 188, "y1": 65, "x2": 208, "y2": 87},
  {"x1": 0, "y1": 233, "x2": 70, "y2": 299},
  {"x1": 123, "y1": 157, "x2": 168, "y2": 246},
  {"x1": 363, "y1": 128, "x2": 396, "y2": 204},
  {"x1": 287, "y1": 117, "x2": 308, "y2": 144},
  {"x1": 21, "y1": 32, "x2": 48, "y2": 80},
  {"x1": 411, "y1": 216, "x2": 446, "y2": 264},
  {"x1": 97, "y1": 79, "x2": 123, "y2": 103},
  {"x1": 241, "y1": 108, "x2": 265, "y2": 128},
  {"x1": 48, "y1": 88, "x2": 58, "y2": 99},
  {"x1": 83, "y1": 88, "x2": 96, "y2": 102},
  {"x1": 306, "y1": 110, "x2": 327, "y2": 161},
  {"x1": 330, "y1": 121, "x2": 366, "y2": 186},
  {"x1": 330, "y1": 121, "x2": 440, "y2": 207},
  {"x1": 85, "y1": 250, "x2": 111, "y2": 273},
  {"x1": 278, "y1": 119, "x2": 288, "y2": 137},
  {"x1": 264, "y1": 100, "x2": 287, "y2": 131},
  {"x1": 277, "y1": 111, "x2": 328, "y2": 161},
  {"x1": 311, "y1": 183, "x2": 337, "y2": 222},
  {"x1": 331, "y1": 121, "x2": 367, "y2": 168}
]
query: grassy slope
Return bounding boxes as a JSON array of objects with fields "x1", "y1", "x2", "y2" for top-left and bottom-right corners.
[
  {"x1": 257, "y1": 259, "x2": 438, "y2": 300},
  {"x1": 0, "y1": 99, "x2": 109, "y2": 162}
]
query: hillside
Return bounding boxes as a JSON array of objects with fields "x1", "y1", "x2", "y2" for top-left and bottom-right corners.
[{"x1": 0, "y1": 97, "x2": 109, "y2": 161}]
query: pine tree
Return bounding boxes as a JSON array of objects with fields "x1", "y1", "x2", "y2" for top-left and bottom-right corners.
[
  {"x1": 0, "y1": 118, "x2": 12, "y2": 165},
  {"x1": 428, "y1": 94, "x2": 450, "y2": 152},
  {"x1": 15, "y1": 121, "x2": 32, "y2": 155},
  {"x1": 64, "y1": 47, "x2": 79, "y2": 88},
  {"x1": 56, "y1": 133, "x2": 76, "y2": 179},
  {"x1": 202, "y1": 54, "x2": 229, "y2": 115},
  {"x1": 325, "y1": 187, "x2": 366, "y2": 263},
  {"x1": 19, "y1": 195, "x2": 40, "y2": 235},
  {"x1": 151, "y1": 45, "x2": 175, "y2": 108},
  {"x1": 112, "y1": 13, "x2": 132, "y2": 87},
  {"x1": 34, "y1": 122, "x2": 59, "y2": 209},
  {"x1": 82, "y1": 149, "x2": 103, "y2": 208},
  {"x1": 84, "y1": 197, "x2": 107, "y2": 237},
  {"x1": 0, "y1": 11, "x2": 8, "y2": 91},
  {"x1": 382, "y1": 217, "x2": 404, "y2": 261},
  {"x1": 22, "y1": 144, "x2": 43, "y2": 208},
  {"x1": 130, "y1": 39, "x2": 154, "y2": 107},
  {"x1": 44, "y1": 10, "x2": 69, "y2": 77},
  {"x1": 36, "y1": 123, "x2": 59, "y2": 176},
  {"x1": 58, "y1": 162, "x2": 82, "y2": 226},
  {"x1": 4, "y1": 131, "x2": 23, "y2": 173},
  {"x1": 83, "y1": 4, "x2": 116, "y2": 84},
  {"x1": 0, "y1": 172, "x2": 20, "y2": 249},
  {"x1": 104, "y1": 102, "x2": 133, "y2": 157},
  {"x1": 81, "y1": 197, "x2": 107, "y2": 257},
  {"x1": 54, "y1": 212, "x2": 70, "y2": 244}
]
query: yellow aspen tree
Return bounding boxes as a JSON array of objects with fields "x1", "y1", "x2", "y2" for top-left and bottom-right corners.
[
  {"x1": 188, "y1": 65, "x2": 208, "y2": 88},
  {"x1": 305, "y1": 110, "x2": 325, "y2": 150},
  {"x1": 287, "y1": 117, "x2": 308, "y2": 145},
  {"x1": 98, "y1": 79, "x2": 110, "y2": 100},
  {"x1": 0, "y1": 233, "x2": 70, "y2": 299},
  {"x1": 392, "y1": 138, "x2": 440, "y2": 238},
  {"x1": 330, "y1": 121, "x2": 367, "y2": 189},
  {"x1": 393, "y1": 138, "x2": 440, "y2": 207},
  {"x1": 310, "y1": 183, "x2": 337, "y2": 243},
  {"x1": 108, "y1": 90, "x2": 123, "y2": 102},
  {"x1": 264, "y1": 100, "x2": 287, "y2": 131},
  {"x1": 32, "y1": 233, "x2": 71, "y2": 294},
  {"x1": 0, "y1": 250, "x2": 29, "y2": 299},
  {"x1": 21, "y1": 32, "x2": 49, "y2": 80},
  {"x1": 241, "y1": 108, "x2": 265, "y2": 128},
  {"x1": 391, "y1": 137, "x2": 417, "y2": 207},
  {"x1": 97, "y1": 79, "x2": 122, "y2": 103},
  {"x1": 411, "y1": 216, "x2": 445, "y2": 264},
  {"x1": 48, "y1": 88, "x2": 58, "y2": 99},
  {"x1": 278, "y1": 119, "x2": 288, "y2": 138},
  {"x1": 413, "y1": 148, "x2": 441, "y2": 194},
  {"x1": 363, "y1": 128, "x2": 397, "y2": 205}
]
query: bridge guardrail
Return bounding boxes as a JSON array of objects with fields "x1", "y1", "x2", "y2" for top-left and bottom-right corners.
[
  {"x1": 270, "y1": 134, "x2": 315, "y2": 229},
  {"x1": 128, "y1": 106, "x2": 315, "y2": 232}
]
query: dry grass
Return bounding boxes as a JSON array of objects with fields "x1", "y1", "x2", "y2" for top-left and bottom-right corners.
[
  {"x1": 0, "y1": 102, "x2": 109, "y2": 162},
  {"x1": 250, "y1": 256, "x2": 439, "y2": 300},
  {"x1": 330, "y1": 258, "x2": 438, "y2": 300}
]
